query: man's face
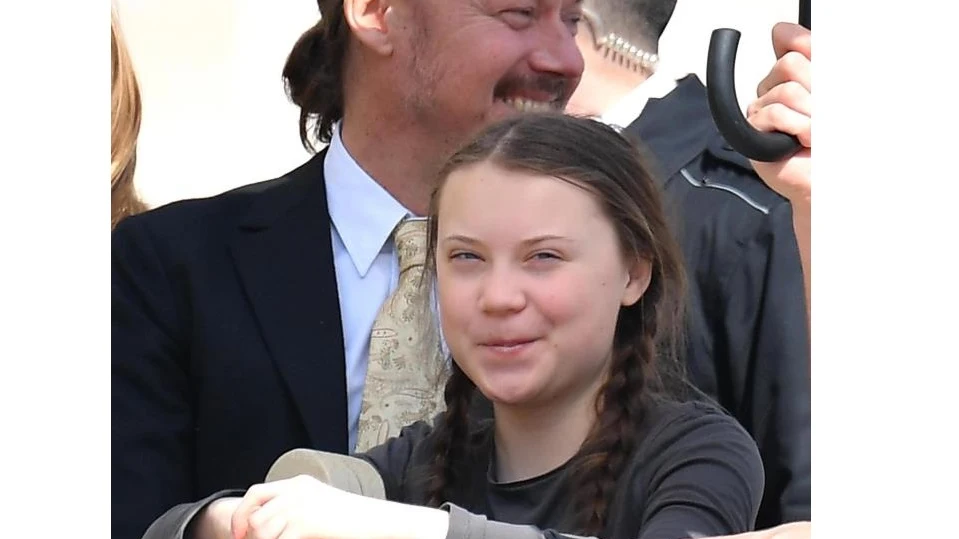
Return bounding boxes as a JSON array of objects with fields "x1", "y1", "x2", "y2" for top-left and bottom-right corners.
[{"x1": 389, "y1": 0, "x2": 585, "y2": 144}]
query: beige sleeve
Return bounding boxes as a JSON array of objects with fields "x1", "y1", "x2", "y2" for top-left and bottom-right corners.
[{"x1": 264, "y1": 447, "x2": 386, "y2": 499}]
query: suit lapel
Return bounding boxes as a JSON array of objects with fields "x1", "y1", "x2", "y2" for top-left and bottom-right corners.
[{"x1": 230, "y1": 151, "x2": 349, "y2": 453}]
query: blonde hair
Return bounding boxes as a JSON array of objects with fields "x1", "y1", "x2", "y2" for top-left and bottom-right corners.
[{"x1": 111, "y1": 10, "x2": 147, "y2": 229}]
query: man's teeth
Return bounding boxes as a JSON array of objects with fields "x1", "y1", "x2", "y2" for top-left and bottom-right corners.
[{"x1": 503, "y1": 97, "x2": 554, "y2": 112}]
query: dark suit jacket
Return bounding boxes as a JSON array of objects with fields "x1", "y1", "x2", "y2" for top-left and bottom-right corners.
[
  {"x1": 112, "y1": 151, "x2": 350, "y2": 539},
  {"x1": 622, "y1": 75, "x2": 811, "y2": 527}
]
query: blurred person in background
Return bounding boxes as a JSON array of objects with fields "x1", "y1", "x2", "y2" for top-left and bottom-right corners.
[
  {"x1": 706, "y1": 19, "x2": 813, "y2": 539},
  {"x1": 111, "y1": 8, "x2": 147, "y2": 229},
  {"x1": 567, "y1": 1, "x2": 810, "y2": 528}
]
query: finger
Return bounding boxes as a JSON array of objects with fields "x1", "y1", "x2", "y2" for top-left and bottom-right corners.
[
  {"x1": 757, "y1": 51, "x2": 811, "y2": 96},
  {"x1": 747, "y1": 103, "x2": 812, "y2": 148},
  {"x1": 232, "y1": 482, "x2": 286, "y2": 539},
  {"x1": 246, "y1": 503, "x2": 290, "y2": 539},
  {"x1": 246, "y1": 496, "x2": 286, "y2": 535},
  {"x1": 771, "y1": 21, "x2": 812, "y2": 60},
  {"x1": 231, "y1": 505, "x2": 260, "y2": 539},
  {"x1": 747, "y1": 81, "x2": 811, "y2": 118}
]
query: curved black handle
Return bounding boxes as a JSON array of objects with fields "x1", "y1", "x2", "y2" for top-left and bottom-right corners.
[
  {"x1": 706, "y1": 29, "x2": 802, "y2": 162},
  {"x1": 707, "y1": 0, "x2": 810, "y2": 163}
]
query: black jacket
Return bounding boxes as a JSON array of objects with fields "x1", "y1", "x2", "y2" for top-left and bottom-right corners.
[
  {"x1": 111, "y1": 153, "x2": 351, "y2": 539},
  {"x1": 623, "y1": 75, "x2": 811, "y2": 527}
]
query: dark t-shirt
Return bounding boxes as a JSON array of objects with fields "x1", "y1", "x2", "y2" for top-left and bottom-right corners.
[{"x1": 359, "y1": 398, "x2": 765, "y2": 539}]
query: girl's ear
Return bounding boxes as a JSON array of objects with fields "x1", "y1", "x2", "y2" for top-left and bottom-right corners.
[{"x1": 622, "y1": 258, "x2": 652, "y2": 307}]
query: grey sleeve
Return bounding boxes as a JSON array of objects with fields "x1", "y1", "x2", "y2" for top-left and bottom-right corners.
[
  {"x1": 357, "y1": 418, "x2": 438, "y2": 502},
  {"x1": 441, "y1": 503, "x2": 596, "y2": 539},
  {"x1": 140, "y1": 489, "x2": 245, "y2": 539},
  {"x1": 637, "y1": 408, "x2": 765, "y2": 539}
]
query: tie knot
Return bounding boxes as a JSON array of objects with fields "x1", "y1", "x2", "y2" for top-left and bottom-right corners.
[{"x1": 393, "y1": 218, "x2": 428, "y2": 273}]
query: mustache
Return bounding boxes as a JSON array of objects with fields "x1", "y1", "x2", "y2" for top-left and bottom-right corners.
[{"x1": 493, "y1": 74, "x2": 573, "y2": 104}]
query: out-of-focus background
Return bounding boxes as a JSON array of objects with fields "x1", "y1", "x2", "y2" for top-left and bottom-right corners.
[{"x1": 114, "y1": 0, "x2": 798, "y2": 208}]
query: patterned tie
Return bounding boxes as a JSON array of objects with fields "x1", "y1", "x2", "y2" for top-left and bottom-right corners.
[{"x1": 355, "y1": 217, "x2": 448, "y2": 452}]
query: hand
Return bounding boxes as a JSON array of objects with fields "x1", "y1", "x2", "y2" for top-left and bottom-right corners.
[
  {"x1": 229, "y1": 475, "x2": 449, "y2": 539},
  {"x1": 747, "y1": 22, "x2": 811, "y2": 210},
  {"x1": 193, "y1": 497, "x2": 244, "y2": 539},
  {"x1": 702, "y1": 521, "x2": 811, "y2": 539},
  {"x1": 231, "y1": 475, "x2": 378, "y2": 539}
]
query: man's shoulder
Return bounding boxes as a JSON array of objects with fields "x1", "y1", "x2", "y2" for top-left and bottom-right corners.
[
  {"x1": 135, "y1": 175, "x2": 287, "y2": 230},
  {"x1": 630, "y1": 75, "x2": 789, "y2": 217},
  {"x1": 115, "y1": 154, "x2": 326, "y2": 247},
  {"x1": 673, "y1": 145, "x2": 787, "y2": 219}
]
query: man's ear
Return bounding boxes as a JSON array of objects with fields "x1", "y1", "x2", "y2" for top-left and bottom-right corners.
[
  {"x1": 621, "y1": 258, "x2": 652, "y2": 307},
  {"x1": 343, "y1": 0, "x2": 396, "y2": 56}
]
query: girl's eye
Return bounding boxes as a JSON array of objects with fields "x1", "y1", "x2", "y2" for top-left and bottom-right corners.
[
  {"x1": 450, "y1": 252, "x2": 480, "y2": 261},
  {"x1": 531, "y1": 251, "x2": 561, "y2": 261}
]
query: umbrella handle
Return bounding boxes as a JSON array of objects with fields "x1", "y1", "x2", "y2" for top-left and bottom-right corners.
[{"x1": 705, "y1": 1, "x2": 810, "y2": 162}]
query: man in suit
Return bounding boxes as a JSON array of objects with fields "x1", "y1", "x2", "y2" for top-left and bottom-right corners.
[
  {"x1": 111, "y1": 0, "x2": 585, "y2": 538},
  {"x1": 566, "y1": 1, "x2": 811, "y2": 528}
]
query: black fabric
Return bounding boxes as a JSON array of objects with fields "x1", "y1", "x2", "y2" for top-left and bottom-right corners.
[
  {"x1": 112, "y1": 151, "x2": 353, "y2": 539},
  {"x1": 360, "y1": 399, "x2": 764, "y2": 539},
  {"x1": 620, "y1": 74, "x2": 811, "y2": 527}
]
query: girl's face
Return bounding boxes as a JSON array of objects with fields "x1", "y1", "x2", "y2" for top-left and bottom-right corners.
[{"x1": 435, "y1": 161, "x2": 650, "y2": 409}]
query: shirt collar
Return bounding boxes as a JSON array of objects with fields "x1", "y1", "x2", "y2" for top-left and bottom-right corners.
[
  {"x1": 325, "y1": 123, "x2": 412, "y2": 277},
  {"x1": 600, "y1": 61, "x2": 681, "y2": 131}
]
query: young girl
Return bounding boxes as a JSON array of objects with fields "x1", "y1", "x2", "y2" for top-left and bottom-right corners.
[{"x1": 146, "y1": 113, "x2": 763, "y2": 539}]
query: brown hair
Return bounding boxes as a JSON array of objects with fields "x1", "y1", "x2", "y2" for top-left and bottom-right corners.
[
  {"x1": 282, "y1": 1, "x2": 351, "y2": 151},
  {"x1": 111, "y1": 11, "x2": 147, "y2": 229},
  {"x1": 423, "y1": 112, "x2": 689, "y2": 535}
]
